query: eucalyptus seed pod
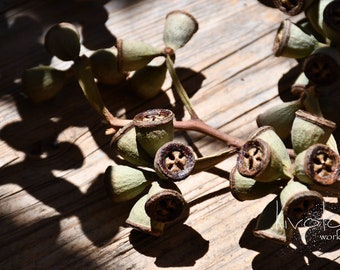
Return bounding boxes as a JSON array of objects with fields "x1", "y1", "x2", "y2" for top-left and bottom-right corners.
[
  {"x1": 129, "y1": 60, "x2": 167, "y2": 99},
  {"x1": 291, "y1": 72, "x2": 309, "y2": 96},
  {"x1": 44, "y1": 22, "x2": 80, "y2": 61},
  {"x1": 154, "y1": 141, "x2": 196, "y2": 181},
  {"x1": 89, "y1": 48, "x2": 127, "y2": 85},
  {"x1": 229, "y1": 166, "x2": 283, "y2": 201},
  {"x1": 126, "y1": 194, "x2": 165, "y2": 236},
  {"x1": 303, "y1": 46, "x2": 340, "y2": 86},
  {"x1": 305, "y1": 0, "x2": 333, "y2": 37},
  {"x1": 273, "y1": 19, "x2": 321, "y2": 59},
  {"x1": 253, "y1": 197, "x2": 293, "y2": 244},
  {"x1": 145, "y1": 179, "x2": 186, "y2": 223},
  {"x1": 323, "y1": 1, "x2": 340, "y2": 46},
  {"x1": 22, "y1": 65, "x2": 67, "y2": 103},
  {"x1": 110, "y1": 122, "x2": 153, "y2": 168},
  {"x1": 326, "y1": 134, "x2": 339, "y2": 154},
  {"x1": 280, "y1": 180, "x2": 324, "y2": 229},
  {"x1": 291, "y1": 110, "x2": 336, "y2": 155},
  {"x1": 104, "y1": 165, "x2": 156, "y2": 202},
  {"x1": 133, "y1": 109, "x2": 174, "y2": 157},
  {"x1": 117, "y1": 39, "x2": 163, "y2": 72},
  {"x1": 163, "y1": 10, "x2": 199, "y2": 51},
  {"x1": 256, "y1": 99, "x2": 302, "y2": 139},
  {"x1": 294, "y1": 143, "x2": 340, "y2": 196},
  {"x1": 273, "y1": 0, "x2": 314, "y2": 15}
]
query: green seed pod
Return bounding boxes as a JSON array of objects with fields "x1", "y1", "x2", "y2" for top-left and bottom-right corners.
[
  {"x1": 326, "y1": 134, "x2": 339, "y2": 154},
  {"x1": 253, "y1": 196, "x2": 293, "y2": 244},
  {"x1": 22, "y1": 65, "x2": 67, "y2": 103},
  {"x1": 291, "y1": 72, "x2": 309, "y2": 96},
  {"x1": 110, "y1": 122, "x2": 154, "y2": 168},
  {"x1": 256, "y1": 99, "x2": 302, "y2": 139},
  {"x1": 44, "y1": 22, "x2": 80, "y2": 61},
  {"x1": 291, "y1": 110, "x2": 336, "y2": 155},
  {"x1": 89, "y1": 48, "x2": 127, "y2": 85},
  {"x1": 125, "y1": 194, "x2": 165, "y2": 236},
  {"x1": 273, "y1": 19, "x2": 321, "y2": 59},
  {"x1": 129, "y1": 60, "x2": 167, "y2": 99},
  {"x1": 154, "y1": 141, "x2": 196, "y2": 181},
  {"x1": 133, "y1": 109, "x2": 174, "y2": 157},
  {"x1": 294, "y1": 143, "x2": 340, "y2": 196},
  {"x1": 117, "y1": 39, "x2": 163, "y2": 72},
  {"x1": 280, "y1": 180, "x2": 324, "y2": 229},
  {"x1": 323, "y1": 1, "x2": 340, "y2": 46},
  {"x1": 145, "y1": 179, "x2": 186, "y2": 223},
  {"x1": 303, "y1": 46, "x2": 340, "y2": 86},
  {"x1": 273, "y1": 0, "x2": 314, "y2": 15},
  {"x1": 104, "y1": 165, "x2": 156, "y2": 202},
  {"x1": 229, "y1": 166, "x2": 283, "y2": 201},
  {"x1": 163, "y1": 10, "x2": 199, "y2": 51},
  {"x1": 305, "y1": 0, "x2": 333, "y2": 37}
]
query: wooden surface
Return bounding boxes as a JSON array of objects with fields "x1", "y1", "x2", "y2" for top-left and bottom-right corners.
[{"x1": 0, "y1": 0, "x2": 339, "y2": 269}]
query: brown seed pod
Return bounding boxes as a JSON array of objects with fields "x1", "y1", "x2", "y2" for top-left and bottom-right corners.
[
  {"x1": 273, "y1": 0, "x2": 313, "y2": 15},
  {"x1": 154, "y1": 141, "x2": 195, "y2": 181}
]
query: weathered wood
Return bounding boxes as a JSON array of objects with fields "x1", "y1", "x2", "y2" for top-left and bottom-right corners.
[{"x1": 0, "y1": 0, "x2": 339, "y2": 269}]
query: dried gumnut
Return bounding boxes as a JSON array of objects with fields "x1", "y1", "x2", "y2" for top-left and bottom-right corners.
[
  {"x1": 145, "y1": 180, "x2": 186, "y2": 223},
  {"x1": 291, "y1": 110, "x2": 336, "y2": 155},
  {"x1": 256, "y1": 99, "x2": 302, "y2": 139},
  {"x1": 104, "y1": 165, "x2": 156, "y2": 202},
  {"x1": 22, "y1": 65, "x2": 67, "y2": 103},
  {"x1": 133, "y1": 109, "x2": 174, "y2": 158},
  {"x1": 126, "y1": 194, "x2": 165, "y2": 236},
  {"x1": 229, "y1": 166, "x2": 283, "y2": 202},
  {"x1": 163, "y1": 10, "x2": 198, "y2": 51},
  {"x1": 154, "y1": 141, "x2": 195, "y2": 181},
  {"x1": 273, "y1": 19, "x2": 320, "y2": 59},
  {"x1": 273, "y1": 0, "x2": 313, "y2": 15},
  {"x1": 294, "y1": 144, "x2": 340, "y2": 195},
  {"x1": 280, "y1": 180, "x2": 324, "y2": 228},
  {"x1": 303, "y1": 47, "x2": 340, "y2": 86},
  {"x1": 117, "y1": 39, "x2": 163, "y2": 72},
  {"x1": 110, "y1": 122, "x2": 153, "y2": 168},
  {"x1": 129, "y1": 60, "x2": 167, "y2": 99},
  {"x1": 89, "y1": 48, "x2": 127, "y2": 85},
  {"x1": 44, "y1": 22, "x2": 80, "y2": 61}
]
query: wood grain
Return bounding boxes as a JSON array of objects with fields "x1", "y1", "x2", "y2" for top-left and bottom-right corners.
[{"x1": 0, "y1": 0, "x2": 339, "y2": 269}]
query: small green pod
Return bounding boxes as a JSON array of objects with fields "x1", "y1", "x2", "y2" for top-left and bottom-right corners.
[
  {"x1": 110, "y1": 122, "x2": 154, "y2": 168},
  {"x1": 133, "y1": 109, "x2": 174, "y2": 158},
  {"x1": 129, "y1": 60, "x2": 167, "y2": 99},
  {"x1": 117, "y1": 39, "x2": 163, "y2": 72},
  {"x1": 291, "y1": 110, "x2": 336, "y2": 155},
  {"x1": 44, "y1": 22, "x2": 81, "y2": 61},
  {"x1": 104, "y1": 165, "x2": 156, "y2": 202},
  {"x1": 89, "y1": 48, "x2": 127, "y2": 85},
  {"x1": 163, "y1": 10, "x2": 199, "y2": 51},
  {"x1": 305, "y1": 0, "x2": 333, "y2": 37},
  {"x1": 145, "y1": 179, "x2": 186, "y2": 223},
  {"x1": 22, "y1": 65, "x2": 67, "y2": 103},
  {"x1": 229, "y1": 166, "x2": 283, "y2": 201},
  {"x1": 125, "y1": 194, "x2": 165, "y2": 236},
  {"x1": 256, "y1": 99, "x2": 302, "y2": 139},
  {"x1": 273, "y1": 19, "x2": 321, "y2": 59}
]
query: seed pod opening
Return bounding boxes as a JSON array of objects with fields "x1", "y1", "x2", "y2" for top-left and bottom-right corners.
[
  {"x1": 133, "y1": 109, "x2": 174, "y2": 158},
  {"x1": 294, "y1": 144, "x2": 340, "y2": 193},
  {"x1": 44, "y1": 22, "x2": 80, "y2": 61},
  {"x1": 163, "y1": 10, "x2": 199, "y2": 51},
  {"x1": 110, "y1": 122, "x2": 154, "y2": 168},
  {"x1": 22, "y1": 65, "x2": 67, "y2": 103},
  {"x1": 145, "y1": 180, "x2": 186, "y2": 223},
  {"x1": 104, "y1": 165, "x2": 156, "y2": 202},
  {"x1": 273, "y1": 19, "x2": 320, "y2": 59},
  {"x1": 291, "y1": 110, "x2": 336, "y2": 155},
  {"x1": 154, "y1": 141, "x2": 195, "y2": 181},
  {"x1": 117, "y1": 39, "x2": 163, "y2": 72},
  {"x1": 303, "y1": 47, "x2": 340, "y2": 86},
  {"x1": 280, "y1": 180, "x2": 324, "y2": 228},
  {"x1": 126, "y1": 194, "x2": 165, "y2": 236},
  {"x1": 89, "y1": 48, "x2": 127, "y2": 85}
]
